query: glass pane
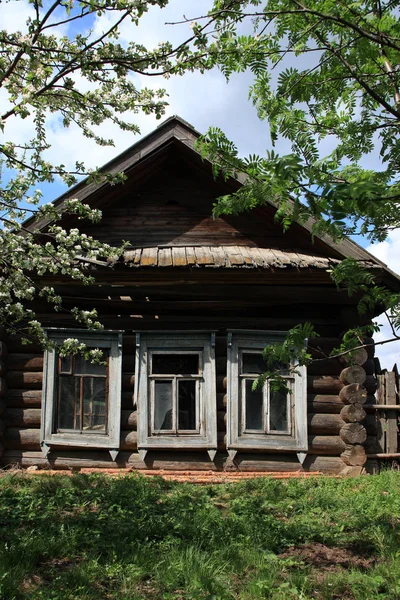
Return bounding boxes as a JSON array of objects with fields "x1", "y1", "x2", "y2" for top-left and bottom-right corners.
[
  {"x1": 83, "y1": 378, "x2": 106, "y2": 431},
  {"x1": 75, "y1": 353, "x2": 107, "y2": 376},
  {"x1": 152, "y1": 354, "x2": 198, "y2": 375},
  {"x1": 242, "y1": 353, "x2": 265, "y2": 374},
  {"x1": 245, "y1": 379, "x2": 263, "y2": 430},
  {"x1": 59, "y1": 356, "x2": 72, "y2": 374},
  {"x1": 178, "y1": 380, "x2": 196, "y2": 430},
  {"x1": 154, "y1": 381, "x2": 173, "y2": 430},
  {"x1": 269, "y1": 388, "x2": 289, "y2": 432},
  {"x1": 57, "y1": 376, "x2": 80, "y2": 430}
]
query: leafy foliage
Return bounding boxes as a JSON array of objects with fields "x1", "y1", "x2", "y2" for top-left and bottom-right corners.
[
  {"x1": 190, "y1": 0, "x2": 400, "y2": 356},
  {"x1": 0, "y1": 0, "x2": 204, "y2": 345}
]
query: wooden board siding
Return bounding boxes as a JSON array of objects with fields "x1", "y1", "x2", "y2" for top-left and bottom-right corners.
[
  {"x1": 1, "y1": 332, "x2": 379, "y2": 474},
  {"x1": 76, "y1": 164, "x2": 342, "y2": 259}
]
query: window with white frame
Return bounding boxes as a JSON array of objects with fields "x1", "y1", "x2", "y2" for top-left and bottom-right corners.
[
  {"x1": 41, "y1": 330, "x2": 122, "y2": 458},
  {"x1": 135, "y1": 332, "x2": 217, "y2": 459},
  {"x1": 227, "y1": 331, "x2": 307, "y2": 453}
]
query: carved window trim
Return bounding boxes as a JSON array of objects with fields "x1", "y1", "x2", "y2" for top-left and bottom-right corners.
[
  {"x1": 135, "y1": 332, "x2": 217, "y2": 459},
  {"x1": 41, "y1": 329, "x2": 122, "y2": 458},
  {"x1": 227, "y1": 330, "x2": 307, "y2": 453}
]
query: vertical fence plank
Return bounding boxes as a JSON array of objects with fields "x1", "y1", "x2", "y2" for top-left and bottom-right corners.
[
  {"x1": 376, "y1": 374, "x2": 386, "y2": 452},
  {"x1": 385, "y1": 372, "x2": 398, "y2": 453}
]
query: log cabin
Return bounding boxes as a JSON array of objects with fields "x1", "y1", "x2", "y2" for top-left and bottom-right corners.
[{"x1": 1, "y1": 115, "x2": 400, "y2": 475}]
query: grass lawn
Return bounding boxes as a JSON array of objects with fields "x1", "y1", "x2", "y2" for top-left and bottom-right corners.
[{"x1": 1, "y1": 470, "x2": 400, "y2": 599}]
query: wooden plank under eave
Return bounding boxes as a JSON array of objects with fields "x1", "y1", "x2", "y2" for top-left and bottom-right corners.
[
  {"x1": 194, "y1": 246, "x2": 214, "y2": 266},
  {"x1": 124, "y1": 250, "x2": 136, "y2": 264},
  {"x1": 385, "y1": 371, "x2": 398, "y2": 453},
  {"x1": 140, "y1": 247, "x2": 158, "y2": 267},
  {"x1": 249, "y1": 247, "x2": 267, "y2": 268},
  {"x1": 185, "y1": 247, "x2": 197, "y2": 266},
  {"x1": 239, "y1": 246, "x2": 257, "y2": 267},
  {"x1": 270, "y1": 248, "x2": 294, "y2": 266},
  {"x1": 227, "y1": 246, "x2": 245, "y2": 266},
  {"x1": 259, "y1": 248, "x2": 282, "y2": 267},
  {"x1": 210, "y1": 246, "x2": 227, "y2": 267},
  {"x1": 133, "y1": 248, "x2": 142, "y2": 265},
  {"x1": 172, "y1": 247, "x2": 188, "y2": 267},
  {"x1": 158, "y1": 248, "x2": 172, "y2": 267}
]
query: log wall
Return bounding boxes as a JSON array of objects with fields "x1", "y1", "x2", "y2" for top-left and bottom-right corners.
[{"x1": 1, "y1": 331, "x2": 379, "y2": 475}]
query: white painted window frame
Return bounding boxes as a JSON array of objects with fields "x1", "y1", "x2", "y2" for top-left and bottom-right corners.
[
  {"x1": 227, "y1": 330, "x2": 307, "y2": 453},
  {"x1": 41, "y1": 329, "x2": 123, "y2": 459},
  {"x1": 136, "y1": 332, "x2": 217, "y2": 460}
]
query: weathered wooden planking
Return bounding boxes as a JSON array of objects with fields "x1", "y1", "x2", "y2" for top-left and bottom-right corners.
[{"x1": 385, "y1": 371, "x2": 398, "y2": 454}]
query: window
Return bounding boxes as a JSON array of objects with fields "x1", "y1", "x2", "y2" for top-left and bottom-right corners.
[
  {"x1": 135, "y1": 332, "x2": 217, "y2": 459},
  {"x1": 227, "y1": 331, "x2": 307, "y2": 455},
  {"x1": 42, "y1": 330, "x2": 122, "y2": 458}
]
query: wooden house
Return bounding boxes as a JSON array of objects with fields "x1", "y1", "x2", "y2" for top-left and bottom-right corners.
[{"x1": 1, "y1": 116, "x2": 399, "y2": 475}]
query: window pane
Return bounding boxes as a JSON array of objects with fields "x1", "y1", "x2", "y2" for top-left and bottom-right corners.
[
  {"x1": 83, "y1": 378, "x2": 106, "y2": 431},
  {"x1": 178, "y1": 380, "x2": 196, "y2": 430},
  {"x1": 75, "y1": 354, "x2": 107, "y2": 376},
  {"x1": 152, "y1": 354, "x2": 198, "y2": 375},
  {"x1": 245, "y1": 379, "x2": 263, "y2": 430},
  {"x1": 242, "y1": 353, "x2": 265, "y2": 374},
  {"x1": 59, "y1": 356, "x2": 72, "y2": 374},
  {"x1": 57, "y1": 376, "x2": 80, "y2": 430},
  {"x1": 154, "y1": 381, "x2": 173, "y2": 430},
  {"x1": 269, "y1": 388, "x2": 289, "y2": 432}
]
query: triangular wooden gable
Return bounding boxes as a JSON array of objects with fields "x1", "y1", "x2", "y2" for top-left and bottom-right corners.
[{"x1": 22, "y1": 116, "x2": 400, "y2": 286}]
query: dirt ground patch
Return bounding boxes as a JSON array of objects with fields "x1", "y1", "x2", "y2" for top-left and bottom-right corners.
[{"x1": 280, "y1": 543, "x2": 375, "y2": 570}]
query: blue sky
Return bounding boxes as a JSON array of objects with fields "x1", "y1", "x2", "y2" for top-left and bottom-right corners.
[{"x1": 1, "y1": 0, "x2": 399, "y2": 368}]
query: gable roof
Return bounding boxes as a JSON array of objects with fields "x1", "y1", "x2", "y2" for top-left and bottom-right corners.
[{"x1": 22, "y1": 115, "x2": 400, "y2": 288}]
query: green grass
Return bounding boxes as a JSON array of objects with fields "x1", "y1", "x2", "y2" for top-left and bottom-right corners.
[{"x1": 1, "y1": 471, "x2": 400, "y2": 599}]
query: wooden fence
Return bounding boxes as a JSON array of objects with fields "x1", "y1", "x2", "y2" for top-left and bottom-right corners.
[{"x1": 374, "y1": 365, "x2": 400, "y2": 455}]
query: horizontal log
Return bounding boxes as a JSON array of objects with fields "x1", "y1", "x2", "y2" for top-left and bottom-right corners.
[
  {"x1": 307, "y1": 435, "x2": 346, "y2": 455},
  {"x1": 7, "y1": 354, "x2": 43, "y2": 371},
  {"x1": 122, "y1": 355, "x2": 135, "y2": 372},
  {"x1": 6, "y1": 389, "x2": 42, "y2": 407},
  {"x1": 0, "y1": 422, "x2": 5, "y2": 438},
  {"x1": 217, "y1": 375, "x2": 227, "y2": 391},
  {"x1": 303, "y1": 456, "x2": 347, "y2": 473},
  {"x1": 307, "y1": 359, "x2": 343, "y2": 376},
  {"x1": 340, "y1": 366, "x2": 366, "y2": 386},
  {"x1": 1, "y1": 451, "x2": 347, "y2": 474},
  {"x1": 365, "y1": 404, "x2": 400, "y2": 410},
  {"x1": 216, "y1": 357, "x2": 227, "y2": 374},
  {"x1": 1, "y1": 450, "x2": 222, "y2": 471},
  {"x1": 6, "y1": 371, "x2": 42, "y2": 389},
  {"x1": 0, "y1": 400, "x2": 5, "y2": 417},
  {"x1": 339, "y1": 384, "x2": 367, "y2": 405},
  {"x1": 0, "y1": 442, "x2": 4, "y2": 458},
  {"x1": 4, "y1": 408, "x2": 41, "y2": 428},
  {"x1": 0, "y1": 378, "x2": 6, "y2": 398},
  {"x1": 121, "y1": 410, "x2": 137, "y2": 430},
  {"x1": 339, "y1": 347, "x2": 368, "y2": 366},
  {"x1": 307, "y1": 376, "x2": 344, "y2": 393},
  {"x1": 341, "y1": 444, "x2": 367, "y2": 467},
  {"x1": 4, "y1": 428, "x2": 41, "y2": 450},
  {"x1": 308, "y1": 414, "x2": 345, "y2": 435},
  {"x1": 307, "y1": 394, "x2": 344, "y2": 414},
  {"x1": 0, "y1": 361, "x2": 5, "y2": 377},
  {"x1": 218, "y1": 393, "x2": 226, "y2": 410},
  {"x1": 340, "y1": 423, "x2": 367, "y2": 445},
  {"x1": 6, "y1": 336, "x2": 42, "y2": 353},
  {"x1": 122, "y1": 373, "x2": 135, "y2": 391},
  {"x1": 0, "y1": 341, "x2": 8, "y2": 360},
  {"x1": 121, "y1": 391, "x2": 135, "y2": 409},
  {"x1": 307, "y1": 338, "x2": 341, "y2": 359},
  {"x1": 340, "y1": 404, "x2": 366, "y2": 423}
]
